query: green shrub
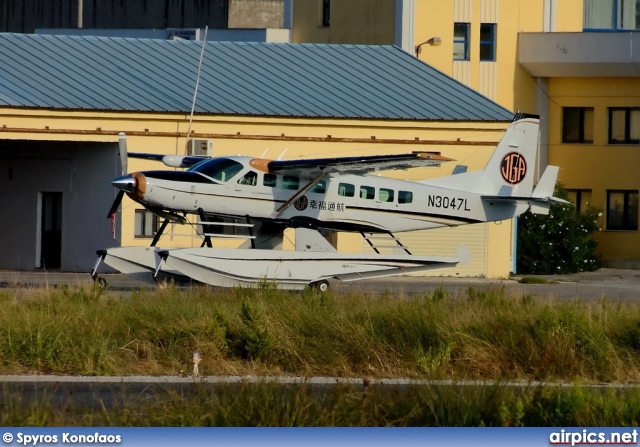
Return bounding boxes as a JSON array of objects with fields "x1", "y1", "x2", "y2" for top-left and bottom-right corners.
[{"x1": 517, "y1": 184, "x2": 600, "y2": 274}]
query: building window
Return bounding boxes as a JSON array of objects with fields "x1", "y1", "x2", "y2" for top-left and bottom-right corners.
[
  {"x1": 479, "y1": 24, "x2": 496, "y2": 61},
  {"x1": 607, "y1": 190, "x2": 638, "y2": 230},
  {"x1": 563, "y1": 107, "x2": 594, "y2": 143},
  {"x1": 566, "y1": 189, "x2": 592, "y2": 212},
  {"x1": 321, "y1": 0, "x2": 330, "y2": 27},
  {"x1": 134, "y1": 210, "x2": 159, "y2": 238},
  {"x1": 453, "y1": 23, "x2": 470, "y2": 61},
  {"x1": 609, "y1": 107, "x2": 640, "y2": 144},
  {"x1": 584, "y1": 0, "x2": 640, "y2": 30}
]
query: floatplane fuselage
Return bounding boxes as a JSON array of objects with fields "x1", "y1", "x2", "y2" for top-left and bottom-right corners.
[
  {"x1": 115, "y1": 165, "x2": 508, "y2": 234},
  {"x1": 95, "y1": 114, "x2": 567, "y2": 290}
]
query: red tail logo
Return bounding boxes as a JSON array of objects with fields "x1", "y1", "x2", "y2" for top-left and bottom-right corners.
[{"x1": 500, "y1": 152, "x2": 527, "y2": 184}]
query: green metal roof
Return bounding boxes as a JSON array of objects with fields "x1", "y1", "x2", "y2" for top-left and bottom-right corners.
[{"x1": 0, "y1": 33, "x2": 513, "y2": 121}]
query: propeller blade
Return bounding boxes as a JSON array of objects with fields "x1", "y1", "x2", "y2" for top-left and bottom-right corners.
[
  {"x1": 107, "y1": 190, "x2": 125, "y2": 218},
  {"x1": 118, "y1": 132, "x2": 128, "y2": 175}
]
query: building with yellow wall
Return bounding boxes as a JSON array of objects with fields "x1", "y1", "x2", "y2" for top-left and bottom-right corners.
[
  {"x1": 0, "y1": 33, "x2": 515, "y2": 277},
  {"x1": 292, "y1": 0, "x2": 640, "y2": 269}
]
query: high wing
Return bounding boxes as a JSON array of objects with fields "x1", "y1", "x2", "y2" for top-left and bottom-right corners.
[
  {"x1": 129, "y1": 153, "x2": 209, "y2": 168},
  {"x1": 266, "y1": 152, "x2": 453, "y2": 175},
  {"x1": 128, "y1": 151, "x2": 452, "y2": 173}
]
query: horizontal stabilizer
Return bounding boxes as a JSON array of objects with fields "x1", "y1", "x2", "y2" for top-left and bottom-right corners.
[
  {"x1": 481, "y1": 165, "x2": 569, "y2": 214},
  {"x1": 481, "y1": 195, "x2": 569, "y2": 204},
  {"x1": 532, "y1": 165, "x2": 570, "y2": 207},
  {"x1": 530, "y1": 202, "x2": 551, "y2": 215}
]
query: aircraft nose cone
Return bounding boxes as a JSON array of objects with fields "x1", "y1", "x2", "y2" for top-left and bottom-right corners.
[{"x1": 111, "y1": 174, "x2": 136, "y2": 193}]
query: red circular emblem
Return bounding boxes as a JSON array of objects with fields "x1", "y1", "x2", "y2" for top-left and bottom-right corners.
[
  {"x1": 293, "y1": 196, "x2": 309, "y2": 211},
  {"x1": 500, "y1": 152, "x2": 527, "y2": 184}
]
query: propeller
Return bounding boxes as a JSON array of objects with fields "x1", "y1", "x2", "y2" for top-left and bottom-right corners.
[
  {"x1": 108, "y1": 133, "x2": 129, "y2": 219},
  {"x1": 107, "y1": 190, "x2": 125, "y2": 219},
  {"x1": 118, "y1": 132, "x2": 128, "y2": 175}
]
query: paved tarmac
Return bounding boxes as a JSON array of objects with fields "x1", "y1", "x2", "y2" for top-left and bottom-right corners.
[
  {"x1": 0, "y1": 373, "x2": 635, "y2": 411},
  {"x1": 0, "y1": 267, "x2": 639, "y2": 299}
]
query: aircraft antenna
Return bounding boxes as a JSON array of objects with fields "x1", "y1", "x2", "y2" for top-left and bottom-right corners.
[
  {"x1": 277, "y1": 148, "x2": 288, "y2": 160},
  {"x1": 185, "y1": 26, "x2": 209, "y2": 155}
]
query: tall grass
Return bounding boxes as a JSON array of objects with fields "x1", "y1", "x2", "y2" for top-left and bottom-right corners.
[{"x1": 1, "y1": 283, "x2": 640, "y2": 383}]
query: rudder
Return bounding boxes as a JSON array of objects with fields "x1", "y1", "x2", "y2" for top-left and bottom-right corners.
[{"x1": 482, "y1": 113, "x2": 540, "y2": 197}]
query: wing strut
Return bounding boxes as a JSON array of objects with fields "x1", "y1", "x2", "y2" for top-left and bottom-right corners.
[
  {"x1": 271, "y1": 171, "x2": 326, "y2": 218},
  {"x1": 151, "y1": 219, "x2": 170, "y2": 247}
]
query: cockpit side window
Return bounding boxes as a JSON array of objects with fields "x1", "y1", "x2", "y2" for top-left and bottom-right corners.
[
  {"x1": 238, "y1": 171, "x2": 258, "y2": 186},
  {"x1": 188, "y1": 158, "x2": 244, "y2": 182}
]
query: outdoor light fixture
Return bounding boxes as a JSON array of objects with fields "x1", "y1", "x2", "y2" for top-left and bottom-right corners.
[{"x1": 415, "y1": 37, "x2": 442, "y2": 57}]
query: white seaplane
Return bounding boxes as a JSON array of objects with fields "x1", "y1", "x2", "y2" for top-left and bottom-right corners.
[{"x1": 92, "y1": 113, "x2": 566, "y2": 290}]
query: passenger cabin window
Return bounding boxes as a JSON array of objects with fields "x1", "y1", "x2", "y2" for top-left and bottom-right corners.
[
  {"x1": 338, "y1": 183, "x2": 355, "y2": 197},
  {"x1": 311, "y1": 179, "x2": 327, "y2": 194},
  {"x1": 188, "y1": 158, "x2": 244, "y2": 182},
  {"x1": 282, "y1": 175, "x2": 300, "y2": 190},
  {"x1": 360, "y1": 186, "x2": 375, "y2": 200},
  {"x1": 398, "y1": 191, "x2": 413, "y2": 204},
  {"x1": 238, "y1": 171, "x2": 257, "y2": 186},
  {"x1": 379, "y1": 188, "x2": 394, "y2": 203},
  {"x1": 263, "y1": 173, "x2": 277, "y2": 187}
]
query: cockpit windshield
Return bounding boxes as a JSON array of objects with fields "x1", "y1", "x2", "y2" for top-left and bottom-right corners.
[{"x1": 188, "y1": 158, "x2": 244, "y2": 182}]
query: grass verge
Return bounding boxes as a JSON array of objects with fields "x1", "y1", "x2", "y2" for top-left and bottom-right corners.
[{"x1": 1, "y1": 282, "x2": 640, "y2": 384}]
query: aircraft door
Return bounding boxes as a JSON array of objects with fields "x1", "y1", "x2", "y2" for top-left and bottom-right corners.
[{"x1": 40, "y1": 192, "x2": 62, "y2": 269}]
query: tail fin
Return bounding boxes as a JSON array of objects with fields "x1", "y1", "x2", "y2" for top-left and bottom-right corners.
[
  {"x1": 424, "y1": 113, "x2": 570, "y2": 217},
  {"x1": 425, "y1": 113, "x2": 541, "y2": 196},
  {"x1": 479, "y1": 112, "x2": 540, "y2": 196}
]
